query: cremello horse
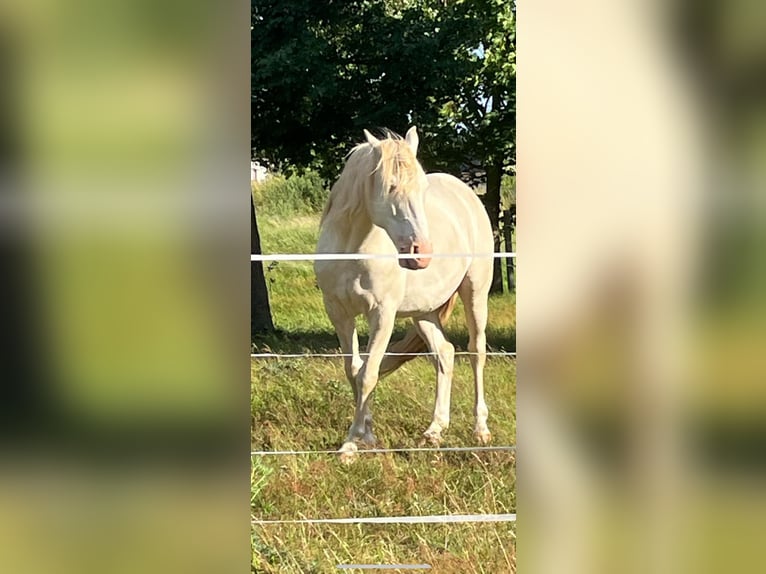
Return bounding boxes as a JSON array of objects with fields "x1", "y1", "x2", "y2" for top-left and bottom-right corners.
[{"x1": 315, "y1": 127, "x2": 494, "y2": 461}]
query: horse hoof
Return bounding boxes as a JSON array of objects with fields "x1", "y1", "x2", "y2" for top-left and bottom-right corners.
[
  {"x1": 474, "y1": 430, "x2": 492, "y2": 445},
  {"x1": 339, "y1": 443, "x2": 358, "y2": 464},
  {"x1": 340, "y1": 451, "x2": 357, "y2": 465}
]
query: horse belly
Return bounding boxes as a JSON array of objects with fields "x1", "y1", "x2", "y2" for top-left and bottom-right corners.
[
  {"x1": 395, "y1": 177, "x2": 489, "y2": 315},
  {"x1": 398, "y1": 258, "x2": 469, "y2": 315}
]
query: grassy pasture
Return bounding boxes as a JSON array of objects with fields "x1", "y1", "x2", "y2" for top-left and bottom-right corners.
[{"x1": 251, "y1": 202, "x2": 516, "y2": 572}]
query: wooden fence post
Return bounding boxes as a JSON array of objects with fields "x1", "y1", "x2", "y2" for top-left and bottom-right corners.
[{"x1": 503, "y1": 207, "x2": 516, "y2": 291}]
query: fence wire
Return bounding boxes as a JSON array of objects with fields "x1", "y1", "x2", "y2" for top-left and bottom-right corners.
[
  {"x1": 251, "y1": 445, "x2": 516, "y2": 456},
  {"x1": 252, "y1": 513, "x2": 516, "y2": 525},
  {"x1": 251, "y1": 351, "x2": 515, "y2": 359},
  {"x1": 251, "y1": 251, "x2": 515, "y2": 262}
]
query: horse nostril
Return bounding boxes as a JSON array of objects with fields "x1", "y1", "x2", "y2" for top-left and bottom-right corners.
[{"x1": 412, "y1": 244, "x2": 420, "y2": 254}]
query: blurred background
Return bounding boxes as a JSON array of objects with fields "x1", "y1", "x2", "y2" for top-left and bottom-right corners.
[
  {"x1": 0, "y1": 0, "x2": 249, "y2": 573},
  {"x1": 1, "y1": 0, "x2": 765, "y2": 572},
  {"x1": 520, "y1": 0, "x2": 766, "y2": 573}
]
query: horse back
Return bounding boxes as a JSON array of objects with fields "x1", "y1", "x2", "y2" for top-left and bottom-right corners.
[{"x1": 425, "y1": 173, "x2": 494, "y2": 254}]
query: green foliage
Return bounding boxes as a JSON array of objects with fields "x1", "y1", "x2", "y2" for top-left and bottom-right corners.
[
  {"x1": 251, "y1": 0, "x2": 515, "y2": 180},
  {"x1": 251, "y1": 456, "x2": 274, "y2": 504},
  {"x1": 501, "y1": 174, "x2": 516, "y2": 209},
  {"x1": 251, "y1": 171, "x2": 327, "y2": 217},
  {"x1": 430, "y1": 0, "x2": 515, "y2": 176}
]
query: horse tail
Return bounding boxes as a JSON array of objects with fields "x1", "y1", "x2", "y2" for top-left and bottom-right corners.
[
  {"x1": 437, "y1": 290, "x2": 460, "y2": 326},
  {"x1": 379, "y1": 291, "x2": 459, "y2": 378}
]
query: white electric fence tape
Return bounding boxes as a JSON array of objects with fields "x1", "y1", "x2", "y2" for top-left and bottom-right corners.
[
  {"x1": 251, "y1": 252, "x2": 515, "y2": 262},
  {"x1": 251, "y1": 513, "x2": 516, "y2": 525}
]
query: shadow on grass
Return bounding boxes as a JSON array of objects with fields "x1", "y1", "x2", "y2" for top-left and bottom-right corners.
[{"x1": 252, "y1": 323, "x2": 515, "y2": 355}]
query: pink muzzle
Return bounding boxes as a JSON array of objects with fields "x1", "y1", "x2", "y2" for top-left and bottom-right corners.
[{"x1": 399, "y1": 240, "x2": 433, "y2": 270}]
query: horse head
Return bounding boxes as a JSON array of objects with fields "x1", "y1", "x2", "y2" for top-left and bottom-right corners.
[{"x1": 363, "y1": 126, "x2": 433, "y2": 270}]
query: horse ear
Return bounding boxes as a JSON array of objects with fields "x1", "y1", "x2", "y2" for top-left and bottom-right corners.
[
  {"x1": 363, "y1": 129, "x2": 380, "y2": 146},
  {"x1": 404, "y1": 126, "x2": 419, "y2": 155}
]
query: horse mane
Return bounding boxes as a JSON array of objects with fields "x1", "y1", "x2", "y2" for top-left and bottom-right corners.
[{"x1": 320, "y1": 131, "x2": 421, "y2": 226}]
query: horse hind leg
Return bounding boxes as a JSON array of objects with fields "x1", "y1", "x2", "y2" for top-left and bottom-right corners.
[
  {"x1": 459, "y1": 277, "x2": 492, "y2": 444},
  {"x1": 379, "y1": 293, "x2": 457, "y2": 379},
  {"x1": 378, "y1": 325, "x2": 425, "y2": 378},
  {"x1": 414, "y1": 313, "x2": 455, "y2": 445}
]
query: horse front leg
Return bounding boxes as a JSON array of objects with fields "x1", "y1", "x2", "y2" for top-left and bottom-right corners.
[
  {"x1": 323, "y1": 299, "x2": 364, "y2": 423},
  {"x1": 337, "y1": 318, "x2": 363, "y2": 403},
  {"x1": 340, "y1": 306, "x2": 396, "y2": 463}
]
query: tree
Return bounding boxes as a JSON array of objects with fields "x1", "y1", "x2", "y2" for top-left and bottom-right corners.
[
  {"x1": 0, "y1": 26, "x2": 51, "y2": 427},
  {"x1": 251, "y1": 197, "x2": 274, "y2": 334},
  {"x1": 251, "y1": 0, "x2": 515, "y2": 288},
  {"x1": 425, "y1": 0, "x2": 515, "y2": 292},
  {"x1": 252, "y1": 0, "x2": 481, "y2": 178}
]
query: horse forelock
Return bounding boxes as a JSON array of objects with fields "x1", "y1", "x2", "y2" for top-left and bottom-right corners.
[
  {"x1": 320, "y1": 133, "x2": 422, "y2": 227},
  {"x1": 375, "y1": 139, "x2": 421, "y2": 195}
]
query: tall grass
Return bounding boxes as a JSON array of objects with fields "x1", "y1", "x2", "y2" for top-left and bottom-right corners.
[
  {"x1": 253, "y1": 172, "x2": 513, "y2": 215},
  {"x1": 252, "y1": 171, "x2": 327, "y2": 217}
]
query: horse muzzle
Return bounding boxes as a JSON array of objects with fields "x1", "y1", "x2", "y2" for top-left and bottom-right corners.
[{"x1": 398, "y1": 240, "x2": 433, "y2": 270}]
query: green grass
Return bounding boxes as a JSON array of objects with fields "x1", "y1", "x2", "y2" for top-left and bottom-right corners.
[
  {"x1": 252, "y1": 210, "x2": 516, "y2": 573},
  {"x1": 252, "y1": 172, "x2": 328, "y2": 218}
]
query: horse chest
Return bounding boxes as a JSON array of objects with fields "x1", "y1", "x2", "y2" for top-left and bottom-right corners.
[
  {"x1": 317, "y1": 261, "x2": 406, "y2": 315},
  {"x1": 351, "y1": 266, "x2": 406, "y2": 310}
]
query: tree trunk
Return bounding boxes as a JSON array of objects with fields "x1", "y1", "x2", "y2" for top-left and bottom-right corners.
[
  {"x1": 503, "y1": 208, "x2": 515, "y2": 291},
  {"x1": 251, "y1": 198, "x2": 274, "y2": 334},
  {"x1": 0, "y1": 28, "x2": 50, "y2": 431},
  {"x1": 484, "y1": 160, "x2": 504, "y2": 294}
]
